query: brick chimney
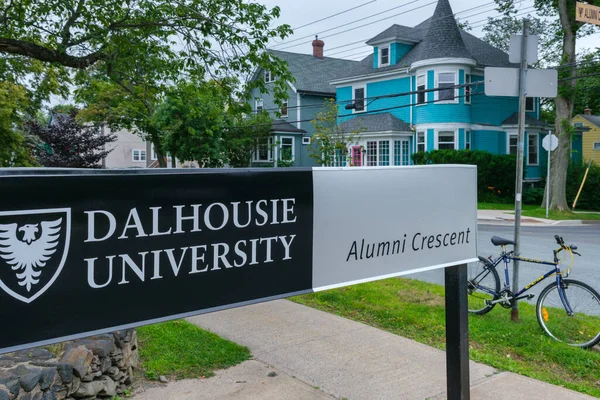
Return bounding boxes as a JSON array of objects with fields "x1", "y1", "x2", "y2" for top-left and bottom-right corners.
[
  {"x1": 312, "y1": 35, "x2": 324, "y2": 59},
  {"x1": 584, "y1": 107, "x2": 592, "y2": 115}
]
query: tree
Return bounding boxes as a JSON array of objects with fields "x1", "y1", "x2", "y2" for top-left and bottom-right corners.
[
  {"x1": 0, "y1": 82, "x2": 38, "y2": 167},
  {"x1": 27, "y1": 109, "x2": 117, "y2": 168},
  {"x1": 484, "y1": 0, "x2": 600, "y2": 210},
  {"x1": 225, "y1": 112, "x2": 273, "y2": 168},
  {"x1": 308, "y1": 98, "x2": 363, "y2": 166}
]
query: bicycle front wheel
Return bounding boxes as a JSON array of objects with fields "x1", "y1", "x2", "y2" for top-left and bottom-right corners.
[
  {"x1": 536, "y1": 279, "x2": 600, "y2": 349},
  {"x1": 467, "y1": 257, "x2": 500, "y2": 315}
]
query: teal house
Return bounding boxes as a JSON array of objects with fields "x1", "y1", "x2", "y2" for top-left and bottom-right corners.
[{"x1": 251, "y1": 0, "x2": 552, "y2": 181}]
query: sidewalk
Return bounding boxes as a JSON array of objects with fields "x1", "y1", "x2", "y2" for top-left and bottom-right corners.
[
  {"x1": 134, "y1": 300, "x2": 596, "y2": 400},
  {"x1": 477, "y1": 209, "x2": 599, "y2": 226}
]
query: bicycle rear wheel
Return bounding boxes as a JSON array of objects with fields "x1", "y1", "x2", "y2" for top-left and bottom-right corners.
[
  {"x1": 536, "y1": 279, "x2": 600, "y2": 349},
  {"x1": 467, "y1": 257, "x2": 500, "y2": 315}
]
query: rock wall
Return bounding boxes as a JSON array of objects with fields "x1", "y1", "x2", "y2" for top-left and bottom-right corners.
[{"x1": 0, "y1": 330, "x2": 138, "y2": 400}]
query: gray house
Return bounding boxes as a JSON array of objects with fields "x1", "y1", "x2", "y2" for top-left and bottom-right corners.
[{"x1": 249, "y1": 39, "x2": 357, "y2": 167}]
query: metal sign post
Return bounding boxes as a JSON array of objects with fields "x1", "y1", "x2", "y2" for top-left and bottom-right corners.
[{"x1": 542, "y1": 132, "x2": 559, "y2": 218}]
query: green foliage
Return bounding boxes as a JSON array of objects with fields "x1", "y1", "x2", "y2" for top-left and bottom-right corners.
[
  {"x1": 566, "y1": 160, "x2": 600, "y2": 211},
  {"x1": 225, "y1": 112, "x2": 273, "y2": 168},
  {"x1": 0, "y1": 82, "x2": 38, "y2": 167},
  {"x1": 523, "y1": 187, "x2": 545, "y2": 205},
  {"x1": 308, "y1": 98, "x2": 362, "y2": 166},
  {"x1": 411, "y1": 150, "x2": 520, "y2": 202},
  {"x1": 572, "y1": 50, "x2": 600, "y2": 116},
  {"x1": 137, "y1": 320, "x2": 250, "y2": 380}
]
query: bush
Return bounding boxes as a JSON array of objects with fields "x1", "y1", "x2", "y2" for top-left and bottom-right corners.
[
  {"x1": 523, "y1": 187, "x2": 545, "y2": 206},
  {"x1": 566, "y1": 160, "x2": 600, "y2": 211},
  {"x1": 412, "y1": 150, "x2": 521, "y2": 202}
]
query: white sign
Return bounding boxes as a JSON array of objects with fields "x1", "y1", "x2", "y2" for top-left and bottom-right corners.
[
  {"x1": 543, "y1": 133, "x2": 559, "y2": 151},
  {"x1": 311, "y1": 166, "x2": 478, "y2": 290},
  {"x1": 484, "y1": 67, "x2": 558, "y2": 98},
  {"x1": 509, "y1": 34, "x2": 539, "y2": 64}
]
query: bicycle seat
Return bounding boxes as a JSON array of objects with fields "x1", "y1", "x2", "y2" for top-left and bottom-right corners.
[{"x1": 491, "y1": 236, "x2": 515, "y2": 246}]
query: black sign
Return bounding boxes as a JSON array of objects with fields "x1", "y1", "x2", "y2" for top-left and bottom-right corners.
[{"x1": 0, "y1": 169, "x2": 314, "y2": 353}]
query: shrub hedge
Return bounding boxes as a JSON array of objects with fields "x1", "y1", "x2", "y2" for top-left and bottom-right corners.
[
  {"x1": 566, "y1": 160, "x2": 600, "y2": 211},
  {"x1": 411, "y1": 150, "x2": 520, "y2": 203}
]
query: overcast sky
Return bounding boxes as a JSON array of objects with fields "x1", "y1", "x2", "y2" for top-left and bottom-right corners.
[{"x1": 257, "y1": 0, "x2": 599, "y2": 61}]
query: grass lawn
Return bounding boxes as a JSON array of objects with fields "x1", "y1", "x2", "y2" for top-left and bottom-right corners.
[
  {"x1": 137, "y1": 319, "x2": 251, "y2": 380},
  {"x1": 292, "y1": 278, "x2": 600, "y2": 397},
  {"x1": 522, "y1": 208, "x2": 600, "y2": 221},
  {"x1": 478, "y1": 202, "x2": 536, "y2": 211}
]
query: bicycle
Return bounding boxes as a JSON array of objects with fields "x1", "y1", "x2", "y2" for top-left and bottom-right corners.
[{"x1": 467, "y1": 234, "x2": 600, "y2": 349}]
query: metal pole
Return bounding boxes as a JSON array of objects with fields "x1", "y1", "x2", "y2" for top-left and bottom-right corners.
[
  {"x1": 546, "y1": 132, "x2": 551, "y2": 219},
  {"x1": 512, "y1": 19, "x2": 529, "y2": 321},
  {"x1": 445, "y1": 264, "x2": 470, "y2": 400},
  {"x1": 572, "y1": 157, "x2": 593, "y2": 210}
]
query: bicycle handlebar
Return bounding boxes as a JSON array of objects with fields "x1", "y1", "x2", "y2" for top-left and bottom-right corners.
[
  {"x1": 554, "y1": 235, "x2": 581, "y2": 256},
  {"x1": 555, "y1": 235, "x2": 564, "y2": 245}
]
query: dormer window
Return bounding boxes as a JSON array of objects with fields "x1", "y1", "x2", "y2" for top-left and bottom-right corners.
[
  {"x1": 264, "y1": 70, "x2": 274, "y2": 83},
  {"x1": 380, "y1": 46, "x2": 390, "y2": 66}
]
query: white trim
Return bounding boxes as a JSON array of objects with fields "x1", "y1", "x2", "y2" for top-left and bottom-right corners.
[
  {"x1": 287, "y1": 81, "x2": 298, "y2": 93},
  {"x1": 434, "y1": 129, "x2": 458, "y2": 150},
  {"x1": 279, "y1": 136, "x2": 295, "y2": 162},
  {"x1": 367, "y1": 37, "x2": 419, "y2": 47},
  {"x1": 506, "y1": 131, "x2": 519, "y2": 155},
  {"x1": 471, "y1": 124, "x2": 505, "y2": 132},
  {"x1": 281, "y1": 99, "x2": 288, "y2": 118},
  {"x1": 411, "y1": 58, "x2": 476, "y2": 69},
  {"x1": 415, "y1": 122, "x2": 471, "y2": 130},
  {"x1": 465, "y1": 73, "x2": 471, "y2": 105},
  {"x1": 264, "y1": 70, "x2": 274, "y2": 83},
  {"x1": 296, "y1": 93, "x2": 302, "y2": 130},
  {"x1": 132, "y1": 149, "x2": 146, "y2": 162},
  {"x1": 593, "y1": 142, "x2": 600, "y2": 151},
  {"x1": 416, "y1": 73, "x2": 427, "y2": 106},
  {"x1": 527, "y1": 132, "x2": 539, "y2": 166},
  {"x1": 435, "y1": 70, "x2": 458, "y2": 104},
  {"x1": 302, "y1": 136, "x2": 311, "y2": 145},
  {"x1": 465, "y1": 130, "x2": 471, "y2": 150},
  {"x1": 352, "y1": 85, "x2": 367, "y2": 113},
  {"x1": 525, "y1": 97, "x2": 535, "y2": 112},
  {"x1": 379, "y1": 45, "x2": 390, "y2": 67},
  {"x1": 255, "y1": 98, "x2": 264, "y2": 113},
  {"x1": 330, "y1": 68, "x2": 409, "y2": 86},
  {"x1": 253, "y1": 136, "x2": 273, "y2": 162},
  {"x1": 416, "y1": 131, "x2": 426, "y2": 153}
]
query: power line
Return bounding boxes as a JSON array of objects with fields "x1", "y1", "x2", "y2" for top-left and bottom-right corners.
[
  {"x1": 559, "y1": 72, "x2": 600, "y2": 81},
  {"x1": 292, "y1": 0, "x2": 378, "y2": 31}
]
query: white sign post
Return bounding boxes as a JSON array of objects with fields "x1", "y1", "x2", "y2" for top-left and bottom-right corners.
[{"x1": 542, "y1": 132, "x2": 559, "y2": 218}]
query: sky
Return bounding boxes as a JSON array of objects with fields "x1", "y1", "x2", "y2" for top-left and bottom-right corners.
[{"x1": 257, "y1": 0, "x2": 600, "y2": 61}]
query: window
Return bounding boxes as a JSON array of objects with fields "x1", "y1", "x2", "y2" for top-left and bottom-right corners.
[
  {"x1": 525, "y1": 97, "x2": 535, "y2": 112},
  {"x1": 378, "y1": 140, "x2": 390, "y2": 166},
  {"x1": 264, "y1": 70, "x2": 274, "y2": 83},
  {"x1": 254, "y1": 137, "x2": 273, "y2": 162},
  {"x1": 465, "y1": 74, "x2": 471, "y2": 104},
  {"x1": 255, "y1": 99, "x2": 263, "y2": 113},
  {"x1": 351, "y1": 146, "x2": 363, "y2": 166},
  {"x1": 281, "y1": 99, "x2": 288, "y2": 118},
  {"x1": 437, "y1": 72, "x2": 456, "y2": 101},
  {"x1": 417, "y1": 131, "x2": 426, "y2": 152},
  {"x1": 380, "y1": 46, "x2": 390, "y2": 66},
  {"x1": 353, "y1": 86, "x2": 366, "y2": 112},
  {"x1": 302, "y1": 136, "x2": 311, "y2": 145},
  {"x1": 438, "y1": 131, "x2": 455, "y2": 150},
  {"x1": 132, "y1": 149, "x2": 146, "y2": 162},
  {"x1": 574, "y1": 122, "x2": 584, "y2": 127},
  {"x1": 417, "y1": 75, "x2": 426, "y2": 105},
  {"x1": 594, "y1": 142, "x2": 600, "y2": 151},
  {"x1": 394, "y1": 140, "x2": 410, "y2": 166},
  {"x1": 366, "y1": 141, "x2": 377, "y2": 166},
  {"x1": 280, "y1": 137, "x2": 294, "y2": 161},
  {"x1": 333, "y1": 148, "x2": 347, "y2": 167},
  {"x1": 465, "y1": 130, "x2": 471, "y2": 150},
  {"x1": 528, "y1": 133, "x2": 538, "y2": 165},
  {"x1": 509, "y1": 134, "x2": 518, "y2": 155}
]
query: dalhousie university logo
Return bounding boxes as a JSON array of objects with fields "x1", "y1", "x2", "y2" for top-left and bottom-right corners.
[{"x1": 0, "y1": 208, "x2": 71, "y2": 303}]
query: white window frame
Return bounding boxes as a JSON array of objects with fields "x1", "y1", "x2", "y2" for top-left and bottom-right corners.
[
  {"x1": 594, "y1": 142, "x2": 600, "y2": 151},
  {"x1": 302, "y1": 136, "x2": 311, "y2": 145},
  {"x1": 416, "y1": 131, "x2": 426, "y2": 152},
  {"x1": 436, "y1": 130, "x2": 457, "y2": 150},
  {"x1": 465, "y1": 130, "x2": 471, "y2": 149},
  {"x1": 527, "y1": 132, "x2": 539, "y2": 166},
  {"x1": 279, "y1": 136, "x2": 295, "y2": 162},
  {"x1": 379, "y1": 45, "x2": 390, "y2": 67},
  {"x1": 465, "y1": 73, "x2": 471, "y2": 105},
  {"x1": 255, "y1": 98, "x2": 264, "y2": 114},
  {"x1": 281, "y1": 99, "x2": 288, "y2": 118},
  {"x1": 435, "y1": 71, "x2": 458, "y2": 103},
  {"x1": 525, "y1": 97, "x2": 535, "y2": 112},
  {"x1": 573, "y1": 122, "x2": 584, "y2": 128},
  {"x1": 264, "y1": 70, "x2": 274, "y2": 83},
  {"x1": 132, "y1": 149, "x2": 146, "y2": 162},
  {"x1": 416, "y1": 74, "x2": 427, "y2": 106},
  {"x1": 507, "y1": 133, "x2": 518, "y2": 155},
  {"x1": 253, "y1": 137, "x2": 273, "y2": 162},
  {"x1": 352, "y1": 85, "x2": 367, "y2": 113}
]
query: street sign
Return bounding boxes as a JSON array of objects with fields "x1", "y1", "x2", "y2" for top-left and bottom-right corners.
[
  {"x1": 576, "y1": 2, "x2": 600, "y2": 26},
  {"x1": 484, "y1": 67, "x2": 558, "y2": 98},
  {"x1": 542, "y1": 133, "x2": 558, "y2": 151},
  {"x1": 509, "y1": 34, "x2": 539, "y2": 64}
]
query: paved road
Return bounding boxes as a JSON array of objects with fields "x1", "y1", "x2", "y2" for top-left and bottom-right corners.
[{"x1": 411, "y1": 224, "x2": 600, "y2": 300}]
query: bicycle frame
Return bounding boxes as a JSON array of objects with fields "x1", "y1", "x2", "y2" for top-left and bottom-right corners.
[{"x1": 478, "y1": 246, "x2": 574, "y2": 314}]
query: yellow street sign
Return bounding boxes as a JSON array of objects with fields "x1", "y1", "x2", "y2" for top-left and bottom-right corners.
[{"x1": 576, "y1": 2, "x2": 600, "y2": 26}]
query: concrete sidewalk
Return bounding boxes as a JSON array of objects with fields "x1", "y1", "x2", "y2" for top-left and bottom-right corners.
[
  {"x1": 476, "y1": 209, "x2": 599, "y2": 226},
  {"x1": 135, "y1": 300, "x2": 597, "y2": 400}
]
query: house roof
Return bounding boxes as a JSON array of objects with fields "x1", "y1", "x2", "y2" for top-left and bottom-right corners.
[
  {"x1": 268, "y1": 50, "x2": 359, "y2": 95},
  {"x1": 501, "y1": 113, "x2": 549, "y2": 128},
  {"x1": 339, "y1": 113, "x2": 412, "y2": 133},
  {"x1": 581, "y1": 114, "x2": 600, "y2": 128},
  {"x1": 271, "y1": 119, "x2": 306, "y2": 133}
]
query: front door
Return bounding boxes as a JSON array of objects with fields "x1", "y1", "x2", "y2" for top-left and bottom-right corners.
[{"x1": 393, "y1": 139, "x2": 410, "y2": 166}]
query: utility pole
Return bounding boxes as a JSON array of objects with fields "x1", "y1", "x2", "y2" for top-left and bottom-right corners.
[{"x1": 512, "y1": 19, "x2": 529, "y2": 322}]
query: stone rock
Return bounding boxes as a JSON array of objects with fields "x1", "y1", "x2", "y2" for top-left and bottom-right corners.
[
  {"x1": 105, "y1": 367, "x2": 119, "y2": 379},
  {"x1": 71, "y1": 339, "x2": 115, "y2": 359},
  {"x1": 100, "y1": 358, "x2": 111, "y2": 374},
  {"x1": 42, "y1": 387, "x2": 59, "y2": 400},
  {"x1": 9, "y1": 349, "x2": 53, "y2": 362},
  {"x1": 128, "y1": 349, "x2": 139, "y2": 369},
  {"x1": 74, "y1": 376, "x2": 116, "y2": 398},
  {"x1": 0, "y1": 375, "x2": 19, "y2": 397},
  {"x1": 0, "y1": 385, "x2": 9, "y2": 400},
  {"x1": 81, "y1": 371, "x2": 101, "y2": 382},
  {"x1": 66, "y1": 377, "x2": 80, "y2": 396},
  {"x1": 39, "y1": 368, "x2": 56, "y2": 390},
  {"x1": 267, "y1": 371, "x2": 277, "y2": 377},
  {"x1": 31, "y1": 363, "x2": 73, "y2": 385},
  {"x1": 0, "y1": 361, "x2": 14, "y2": 369},
  {"x1": 59, "y1": 347, "x2": 92, "y2": 378},
  {"x1": 158, "y1": 376, "x2": 168, "y2": 384},
  {"x1": 18, "y1": 386, "x2": 43, "y2": 400},
  {"x1": 15, "y1": 365, "x2": 42, "y2": 392},
  {"x1": 97, "y1": 376, "x2": 116, "y2": 397}
]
